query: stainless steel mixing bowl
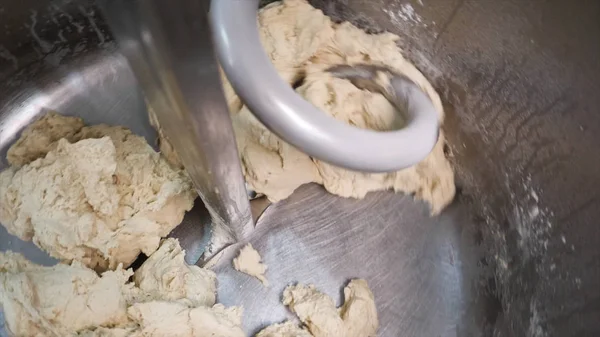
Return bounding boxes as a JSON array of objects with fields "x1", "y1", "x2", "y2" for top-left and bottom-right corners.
[{"x1": 0, "y1": 1, "x2": 598, "y2": 336}]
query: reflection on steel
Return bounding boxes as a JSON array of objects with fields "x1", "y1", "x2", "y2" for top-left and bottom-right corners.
[{"x1": 100, "y1": 0, "x2": 253, "y2": 264}]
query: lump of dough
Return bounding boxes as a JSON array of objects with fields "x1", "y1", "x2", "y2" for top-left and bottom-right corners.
[
  {"x1": 6, "y1": 112, "x2": 85, "y2": 167},
  {"x1": 282, "y1": 279, "x2": 378, "y2": 337},
  {"x1": 339, "y1": 279, "x2": 378, "y2": 337},
  {"x1": 127, "y1": 302, "x2": 244, "y2": 337},
  {"x1": 0, "y1": 251, "x2": 134, "y2": 336},
  {"x1": 0, "y1": 240, "x2": 241, "y2": 337},
  {"x1": 146, "y1": 0, "x2": 455, "y2": 214},
  {"x1": 282, "y1": 284, "x2": 344, "y2": 337},
  {"x1": 233, "y1": 243, "x2": 269, "y2": 286},
  {"x1": 0, "y1": 115, "x2": 196, "y2": 270},
  {"x1": 79, "y1": 303, "x2": 245, "y2": 337},
  {"x1": 133, "y1": 238, "x2": 216, "y2": 307},
  {"x1": 232, "y1": 106, "x2": 323, "y2": 203},
  {"x1": 257, "y1": 0, "x2": 334, "y2": 83},
  {"x1": 256, "y1": 321, "x2": 312, "y2": 337},
  {"x1": 78, "y1": 327, "x2": 137, "y2": 337},
  {"x1": 231, "y1": 0, "x2": 455, "y2": 214}
]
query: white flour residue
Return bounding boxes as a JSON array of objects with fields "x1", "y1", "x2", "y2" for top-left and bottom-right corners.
[
  {"x1": 509, "y1": 175, "x2": 553, "y2": 258},
  {"x1": 78, "y1": 6, "x2": 106, "y2": 45},
  {"x1": 528, "y1": 300, "x2": 547, "y2": 337},
  {"x1": 26, "y1": 11, "x2": 54, "y2": 54},
  {"x1": 44, "y1": 47, "x2": 70, "y2": 67},
  {"x1": 383, "y1": 4, "x2": 429, "y2": 28},
  {"x1": 51, "y1": 4, "x2": 84, "y2": 33},
  {"x1": 398, "y1": 4, "x2": 422, "y2": 23}
]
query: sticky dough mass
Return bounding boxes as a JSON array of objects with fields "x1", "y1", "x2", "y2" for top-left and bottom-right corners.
[
  {"x1": 0, "y1": 239, "x2": 377, "y2": 337},
  {"x1": 255, "y1": 279, "x2": 378, "y2": 337},
  {"x1": 146, "y1": 0, "x2": 455, "y2": 214},
  {"x1": 0, "y1": 113, "x2": 196, "y2": 271},
  {"x1": 223, "y1": 0, "x2": 456, "y2": 214},
  {"x1": 0, "y1": 239, "x2": 245, "y2": 337},
  {"x1": 233, "y1": 243, "x2": 269, "y2": 286}
]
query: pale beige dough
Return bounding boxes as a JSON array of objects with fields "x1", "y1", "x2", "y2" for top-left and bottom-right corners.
[
  {"x1": 233, "y1": 243, "x2": 269, "y2": 286},
  {"x1": 0, "y1": 115, "x2": 196, "y2": 270},
  {"x1": 149, "y1": 0, "x2": 455, "y2": 214},
  {"x1": 0, "y1": 251, "x2": 134, "y2": 336},
  {"x1": 6, "y1": 112, "x2": 85, "y2": 167},
  {"x1": 339, "y1": 279, "x2": 379, "y2": 337},
  {"x1": 133, "y1": 237, "x2": 216, "y2": 307},
  {"x1": 282, "y1": 284, "x2": 344, "y2": 337},
  {"x1": 0, "y1": 239, "x2": 244, "y2": 337},
  {"x1": 126, "y1": 302, "x2": 244, "y2": 337},
  {"x1": 255, "y1": 321, "x2": 312, "y2": 337},
  {"x1": 282, "y1": 279, "x2": 378, "y2": 337},
  {"x1": 231, "y1": 0, "x2": 455, "y2": 214}
]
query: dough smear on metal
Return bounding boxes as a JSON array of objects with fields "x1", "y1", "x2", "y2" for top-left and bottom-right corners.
[{"x1": 233, "y1": 243, "x2": 269, "y2": 286}]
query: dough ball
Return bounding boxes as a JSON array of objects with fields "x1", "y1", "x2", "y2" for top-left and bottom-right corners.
[{"x1": 0, "y1": 114, "x2": 196, "y2": 270}]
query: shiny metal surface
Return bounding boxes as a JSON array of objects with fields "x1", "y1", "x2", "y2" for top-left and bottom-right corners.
[
  {"x1": 100, "y1": 0, "x2": 253, "y2": 263},
  {"x1": 0, "y1": 0, "x2": 599, "y2": 337},
  {"x1": 212, "y1": 184, "x2": 483, "y2": 336}
]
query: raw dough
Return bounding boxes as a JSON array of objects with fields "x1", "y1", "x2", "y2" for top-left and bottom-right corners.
[
  {"x1": 133, "y1": 237, "x2": 216, "y2": 307},
  {"x1": 233, "y1": 243, "x2": 269, "y2": 286},
  {"x1": 0, "y1": 114, "x2": 196, "y2": 270},
  {"x1": 256, "y1": 322, "x2": 312, "y2": 337},
  {"x1": 282, "y1": 279, "x2": 378, "y2": 337},
  {"x1": 126, "y1": 302, "x2": 244, "y2": 337},
  {"x1": 0, "y1": 251, "x2": 135, "y2": 336},
  {"x1": 339, "y1": 279, "x2": 379, "y2": 337},
  {"x1": 231, "y1": 0, "x2": 455, "y2": 214},
  {"x1": 0, "y1": 239, "x2": 244, "y2": 337},
  {"x1": 149, "y1": 0, "x2": 455, "y2": 214},
  {"x1": 6, "y1": 112, "x2": 85, "y2": 167},
  {"x1": 282, "y1": 284, "x2": 344, "y2": 337}
]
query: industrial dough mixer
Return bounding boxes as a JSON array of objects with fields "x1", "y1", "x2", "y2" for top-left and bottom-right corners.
[
  {"x1": 99, "y1": 0, "x2": 443, "y2": 263},
  {"x1": 0, "y1": 0, "x2": 598, "y2": 336}
]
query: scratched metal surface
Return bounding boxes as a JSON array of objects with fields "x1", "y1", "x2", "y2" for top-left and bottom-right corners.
[
  {"x1": 0, "y1": 0, "x2": 599, "y2": 336},
  {"x1": 212, "y1": 184, "x2": 487, "y2": 337}
]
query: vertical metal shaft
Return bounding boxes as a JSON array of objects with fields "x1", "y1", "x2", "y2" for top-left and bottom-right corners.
[{"x1": 100, "y1": 0, "x2": 253, "y2": 263}]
